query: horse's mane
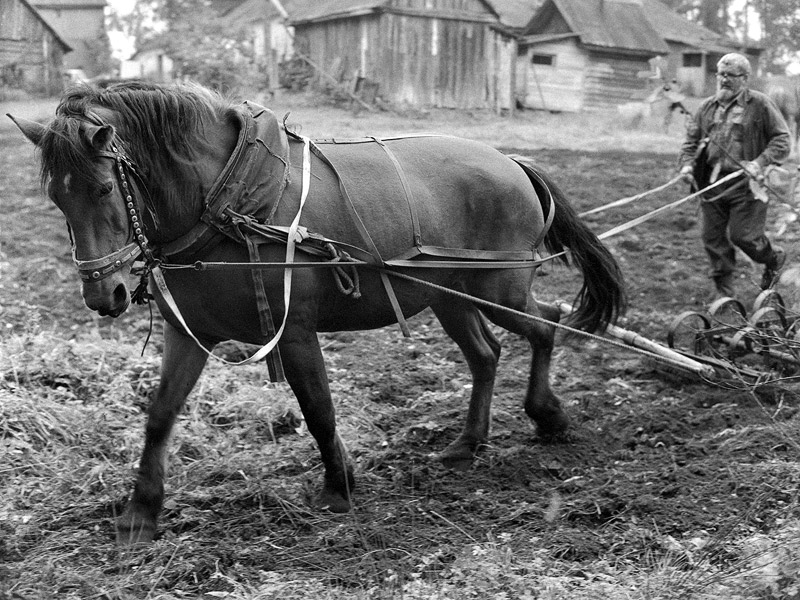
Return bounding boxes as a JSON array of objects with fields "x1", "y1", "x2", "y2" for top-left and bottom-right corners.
[{"x1": 39, "y1": 81, "x2": 237, "y2": 202}]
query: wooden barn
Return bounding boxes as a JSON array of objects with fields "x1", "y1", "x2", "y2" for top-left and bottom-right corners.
[
  {"x1": 517, "y1": 0, "x2": 758, "y2": 112},
  {"x1": 30, "y1": 0, "x2": 107, "y2": 74},
  {"x1": 290, "y1": 0, "x2": 517, "y2": 111},
  {"x1": 518, "y1": 0, "x2": 670, "y2": 112},
  {"x1": 0, "y1": 0, "x2": 71, "y2": 94},
  {"x1": 638, "y1": 0, "x2": 761, "y2": 98}
]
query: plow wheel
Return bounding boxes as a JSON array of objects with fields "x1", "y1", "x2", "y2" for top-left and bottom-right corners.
[
  {"x1": 752, "y1": 288, "x2": 786, "y2": 316},
  {"x1": 748, "y1": 306, "x2": 788, "y2": 346},
  {"x1": 667, "y1": 311, "x2": 712, "y2": 354},
  {"x1": 708, "y1": 296, "x2": 748, "y2": 326},
  {"x1": 728, "y1": 326, "x2": 756, "y2": 360}
]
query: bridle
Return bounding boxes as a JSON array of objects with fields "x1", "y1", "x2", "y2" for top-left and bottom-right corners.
[{"x1": 70, "y1": 116, "x2": 158, "y2": 303}]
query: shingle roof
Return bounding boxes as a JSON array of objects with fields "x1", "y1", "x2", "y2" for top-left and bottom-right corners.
[
  {"x1": 291, "y1": 0, "x2": 498, "y2": 24},
  {"x1": 19, "y1": 0, "x2": 72, "y2": 51},
  {"x1": 523, "y1": 0, "x2": 736, "y2": 55},
  {"x1": 487, "y1": 0, "x2": 543, "y2": 31},
  {"x1": 291, "y1": 0, "x2": 390, "y2": 22},
  {"x1": 29, "y1": 0, "x2": 105, "y2": 8},
  {"x1": 222, "y1": 0, "x2": 303, "y2": 24},
  {"x1": 639, "y1": 0, "x2": 720, "y2": 46},
  {"x1": 534, "y1": 0, "x2": 670, "y2": 54}
]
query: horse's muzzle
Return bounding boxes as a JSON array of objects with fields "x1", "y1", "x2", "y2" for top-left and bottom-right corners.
[{"x1": 83, "y1": 280, "x2": 130, "y2": 317}]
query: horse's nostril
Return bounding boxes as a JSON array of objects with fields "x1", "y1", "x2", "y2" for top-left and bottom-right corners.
[{"x1": 113, "y1": 283, "x2": 128, "y2": 306}]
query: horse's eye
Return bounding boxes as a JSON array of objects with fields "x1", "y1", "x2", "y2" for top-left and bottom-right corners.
[{"x1": 95, "y1": 181, "x2": 114, "y2": 199}]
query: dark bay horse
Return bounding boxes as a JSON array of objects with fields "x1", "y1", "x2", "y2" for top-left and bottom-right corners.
[{"x1": 9, "y1": 81, "x2": 625, "y2": 545}]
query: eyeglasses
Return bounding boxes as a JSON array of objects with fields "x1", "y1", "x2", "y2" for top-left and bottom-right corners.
[{"x1": 717, "y1": 72, "x2": 745, "y2": 79}]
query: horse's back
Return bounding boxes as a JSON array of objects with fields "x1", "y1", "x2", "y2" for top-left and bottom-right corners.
[{"x1": 298, "y1": 135, "x2": 545, "y2": 260}]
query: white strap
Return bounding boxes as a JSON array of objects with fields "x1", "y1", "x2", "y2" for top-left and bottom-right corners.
[{"x1": 152, "y1": 136, "x2": 312, "y2": 366}]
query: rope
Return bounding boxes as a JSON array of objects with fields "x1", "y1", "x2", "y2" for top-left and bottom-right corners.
[
  {"x1": 377, "y1": 268, "x2": 715, "y2": 381},
  {"x1": 579, "y1": 174, "x2": 682, "y2": 217},
  {"x1": 597, "y1": 169, "x2": 744, "y2": 240}
]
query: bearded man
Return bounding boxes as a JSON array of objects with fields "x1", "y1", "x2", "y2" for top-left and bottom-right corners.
[{"x1": 679, "y1": 52, "x2": 790, "y2": 300}]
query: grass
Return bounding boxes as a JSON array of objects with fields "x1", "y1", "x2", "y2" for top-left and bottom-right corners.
[{"x1": 4, "y1": 282, "x2": 800, "y2": 599}]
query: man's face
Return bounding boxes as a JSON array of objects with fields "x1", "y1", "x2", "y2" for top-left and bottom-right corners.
[{"x1": 716, "y1": 68, "x2": 747, "y2": 102}]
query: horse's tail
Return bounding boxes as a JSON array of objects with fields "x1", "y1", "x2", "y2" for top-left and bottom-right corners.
[{"x1": 510, "y1": 155, "x2": 627, "y2": 334}]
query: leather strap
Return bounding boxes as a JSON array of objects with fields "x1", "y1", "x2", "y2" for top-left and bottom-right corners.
[
  {"x1": 306, "y1": 138, "x2": 412, "y2": 336},
  {"x1": 372, "y1": 137, "x2": 422, "y2": 247},
  {"x1": 152, "y1": 136, "x2": 314, "y2": 368}
]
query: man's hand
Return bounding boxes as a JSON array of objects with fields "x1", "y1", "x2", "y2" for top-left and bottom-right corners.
[
  {"x1": 743, "y1": 160, "x2": 763, "y2": 180},
  {"x1": 679, "y1": 165, "x2": 694, "y2": 184}
]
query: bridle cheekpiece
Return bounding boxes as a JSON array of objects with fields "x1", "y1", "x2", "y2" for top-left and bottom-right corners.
[{"x1": 71, "y1": 116, "x2": 158, "y2": 304}]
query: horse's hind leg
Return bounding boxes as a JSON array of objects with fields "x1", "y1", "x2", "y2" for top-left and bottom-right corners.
[
  {"x1": 116, "y1": 322, "x2": 210, "y2": 545},
  {"x1": 431, "y1": 299, "x2": 501, "y2": 470},
  {"x1": 482, "y1": 297, "x2": 570, "y2": 438}
]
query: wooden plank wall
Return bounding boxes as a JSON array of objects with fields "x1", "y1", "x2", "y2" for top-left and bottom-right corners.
[
  {"x1": 0, "y1": 0, "x2": 65, "y2": 93},
  {"x1": 295, "y1": 0, "x2": 513, "y2": 110},
  {"x1": 519, "y1": 39, "x2": 585, "y2": 112},
  {"x1": 582, "y1": 51, "x2": 651, "y2": 110}
]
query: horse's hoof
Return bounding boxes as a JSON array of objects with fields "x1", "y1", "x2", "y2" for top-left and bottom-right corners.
[
  {"x1": 528, "y1": 407, "x2": 570, "y2": 438},
  {"x1": 116, "y1": 512, "x2": 157, "y2": 546},
  {"x1": 440, "y1": 454, "x2": 474, "y2": 472},
  {"x1": 439, "y1": 440, "x2": 482, "y2": 471},
  {"x1": 116, "y1": 521, "x2": 157, "y2": 546},
  {"x1": 314, "y1": 489, "x2": 351, "y2": 513}
]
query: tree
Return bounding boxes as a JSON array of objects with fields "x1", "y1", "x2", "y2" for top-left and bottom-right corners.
[
  {"x1": 149, "y1": 1, "x2": 267, "y2": 93},
  {"x1": 751, "y1": 0, "x2": 800, "y2": 73},
  {"x1": 657, "y1": 0, "x2": 800, "y2": 73}
]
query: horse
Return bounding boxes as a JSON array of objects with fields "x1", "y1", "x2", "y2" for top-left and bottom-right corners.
[
  {"x1": 8, "y1": 81, "x2": 625, "y2": 545},
  {"x1": 759, "y1": 75, "x2": 800, "y2": 153}
]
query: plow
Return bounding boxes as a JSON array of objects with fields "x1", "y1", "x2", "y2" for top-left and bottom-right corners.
[
  {"x1": 665, "y1": 289, "x2": 800, "y2": 385},
  {"x1": 555, "y1": 161, "x2": 800, "y2": 389},
  {"x1": 559, "y1": 288, "x2": 800, "y2": 388}
]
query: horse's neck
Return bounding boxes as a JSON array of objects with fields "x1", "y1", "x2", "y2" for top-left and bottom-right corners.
[{"x1": 153, "y1": 117, "x2": 239, "y2": 243}]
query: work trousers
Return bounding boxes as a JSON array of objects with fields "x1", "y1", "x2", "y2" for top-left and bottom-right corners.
[{"x1": 700, "y1": 183, "x2": 773, "y2": 279}]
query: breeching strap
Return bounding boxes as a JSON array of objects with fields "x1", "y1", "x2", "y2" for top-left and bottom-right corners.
[{"x1": 150, "y1": 136, "x2": 314, "y2": 367}]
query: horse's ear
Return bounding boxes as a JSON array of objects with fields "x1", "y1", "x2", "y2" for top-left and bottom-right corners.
[
  {"x1": 83, "y1": 123, "x2": 115, "y2": 150},
  {"x1": 7, "y1": 114, "x2": 46, "y2": 146}
]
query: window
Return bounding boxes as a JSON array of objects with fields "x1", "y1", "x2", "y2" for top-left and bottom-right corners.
[
  {"x1": 683, "y1": 53, "x2": 702, "y2": 67},
  {"x1": 531, "y1": 54, "x2": 555, "y2": 66}
]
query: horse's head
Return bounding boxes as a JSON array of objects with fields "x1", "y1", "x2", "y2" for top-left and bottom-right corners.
[
  {"x1": 9, "y1": 82, "x2": 239, "y2": 317},
  {"x1": 8, "y1": 112, "x2": 146, "y2": 317}
]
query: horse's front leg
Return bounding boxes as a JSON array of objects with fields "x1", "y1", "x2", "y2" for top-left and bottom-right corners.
[
  {"x1": 116, "y1": 321, "x2": 210, "y2": 545},
  {"x1": 279, "y1": 324, "x2": 354, "y2": 512}
]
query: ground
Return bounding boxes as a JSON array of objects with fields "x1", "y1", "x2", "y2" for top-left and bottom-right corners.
[{"x1": 2, "y1": 96, "x2": 800, "y2": 599}]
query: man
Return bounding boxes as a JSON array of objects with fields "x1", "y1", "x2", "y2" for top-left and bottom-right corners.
[{"x1": 679, "y1": 53, "x2": 790, "y2": 299}]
